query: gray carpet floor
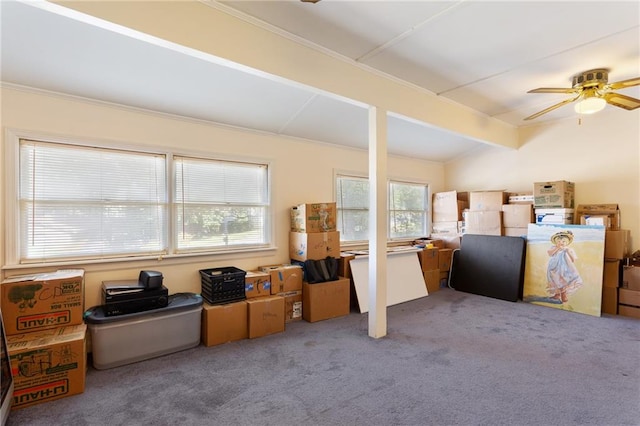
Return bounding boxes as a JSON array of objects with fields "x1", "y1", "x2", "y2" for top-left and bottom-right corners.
[{"x1": 6, "y1": 287, "x2": 640, "y2": 426}]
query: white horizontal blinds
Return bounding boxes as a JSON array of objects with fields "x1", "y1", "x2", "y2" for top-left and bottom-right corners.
[
  {"x1": 174, "y1": 155, "x2": 268, "y2": 252},
  {"x1": 389, "y1": 181, "x2": 427, "y2": 239},
  {"x1": 19, "y1": 140, "x2": 168, "y2": 263},
  {"x1": 336, "y1": 175, "x2": 369, "y2": 242}
]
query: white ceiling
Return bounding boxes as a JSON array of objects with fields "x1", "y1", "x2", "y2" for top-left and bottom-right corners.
[{"x1": 1, "y1": 0, "x2": 639, "y2": 162}]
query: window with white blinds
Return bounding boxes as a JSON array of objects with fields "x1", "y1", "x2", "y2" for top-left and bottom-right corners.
[
  {"x1": 19, "y1": 140, "x2": 168, "y2": 263},
  {"x1": 336, "y1": 175, "x2": 370, "y2": 242},
  {"x1": 336, "y1": 174, "x2": 429, "y2": 242},
  {"x1": 174, "y1": 155, "x2": 269, "y2": 252}
]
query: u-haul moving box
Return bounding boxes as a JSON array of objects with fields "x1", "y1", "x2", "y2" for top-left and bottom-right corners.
[
  {"x1": 7, "y1": 324, "x2": 87, "y2": 410},
  {"x1": 1, "y1": 270, "x2": 85, "y2": 335}
]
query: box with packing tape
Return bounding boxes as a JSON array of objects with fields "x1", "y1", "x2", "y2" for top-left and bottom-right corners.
[
  {"x1": 7, "y1": 324, "x2": 87, "y2": 410},
  {"x1": 575, "y1": 204, "x2": 620, "y2": 230},
  {"x1": 1, "y1": 270, "x2": 85, "y2": 336},
  {"x1": 533, "y1": 181, "x2": 575, "y2": 208},
  {"x1": 290, "y1": 203, "x2": 336, "y2": 233}
]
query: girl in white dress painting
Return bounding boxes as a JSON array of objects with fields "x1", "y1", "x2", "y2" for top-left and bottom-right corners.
[{"x1": 547, "y1": 230, "x2": 583, "y2": 303}]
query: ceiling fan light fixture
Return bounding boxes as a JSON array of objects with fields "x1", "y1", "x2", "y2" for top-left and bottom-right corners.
[{"x1": 574, "y1": 96, "x2": 606, "y2": 115}]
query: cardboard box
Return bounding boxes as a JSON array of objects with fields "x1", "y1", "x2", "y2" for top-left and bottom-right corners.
[
  {"x1": 601, "y1": 286, "x2": 617, "y2": 315},
  {"x1": 290, "y1": 202, "x2": 337, "y2": 233},
  {"x1": 417, "y1": 247, "x2": 439, "y2": 272},
  {"x1": 580, "y1": 215, "x2": 611, "y2": 229},
  {"x1": 338, "y1": 253, "x2": 356, "y2": 279},
  {"x1": 244, "y1": 271, "x2": 271, "y2": 299},
  {"x1": 469, "y1": 191, "x2": 508, "y2": 211},
  {"x1": 7, "y1": 324, "x2": 86, "y2": 410},
  {"x1": 430, "y1": 234, "x2": 461, "y2": 249},
  {"x1": 622, "y1": 266, "x2": 640, "y2": 291},
  {"x1": 464, "y1": 210, "x2": 503, "y2": 236},
  {"x1": 501, "y1": 204, "x2": 534, "y2": 228},
  {"x1": 246, "y1": 296, "x2": 285, "y2": 338},
  {"x1": 259, "y1": 264, "x2": 303, "y2": 294},
  {"x1": 302, "y1": 278, "x2": 350, "y2": 323},
  {"x1": 289, "y1": 231, "x2": 341, "y2": 261},
  {"x1": 618, "y1": 305, "x2": 640, "y2": 319},
  {"x1": 201, "y1": 300, "x2": 248, "y2": 347},
  {"x1": 575, "y1": 204, "x2": 620, "y2": 230},
  {"x1": 535, "y1": 208, "x2": 574, "y2": 225},
  {"x1": 423, "y1": 269, "x2": 441, "y2": 294},
  {"x1": 438, "y1": 248, "x2": 453, "y2": 272},
  {"x1": 431, "y1": 221, "x2": 462, "y2": 235},
  {"x1": 604, "y1": 230, "x2": 630, "y2": 260},
  {"x1": 507, "y1": 193, "x2": 534, "y2": 204},
  {"x1": 534, "y1": 180, "x2": 575, "y2": 208},
  {"x1": 277, "y1": 290, "x2": 303, "y2": 323},
  {"x1": 618, "y1": 288, "x2": 640, "y2": 308},
  {"x1": 432, "y1": 191, "x2": 469, "y2": 222},
  {"x1": 1, "y1": 270, "x2": 85, "y2": 335},
  {"x1": 603, "y1": 260, "x2": 621, "y2": 288},
  {"x1": 504, "y1": 227, "x2": 528, "y2": 237}
]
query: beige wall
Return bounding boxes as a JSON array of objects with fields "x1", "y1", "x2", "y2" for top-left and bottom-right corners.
[
  {"x1": 445, "y1": 108, "x2": 640, "y2": 251},
  {"x1": 0, "y1": 86, "x2": 445, "y2": 308}
]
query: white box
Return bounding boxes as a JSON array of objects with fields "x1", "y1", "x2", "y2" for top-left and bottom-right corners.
[
  {"x1": 535, "y1": 208, "x2": 574, "y2": 224},
  {"x1": 84, "y1": 294, "x2": 203, "y2": 369}
]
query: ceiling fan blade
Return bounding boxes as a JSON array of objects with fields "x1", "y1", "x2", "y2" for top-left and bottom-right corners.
[
  {"x1": 523, "y1": 95, "x2": 581, "y2": 121},
  {"x1": 527, "y1": 87, "x2": 578, "y2": 94},
  {"x1": 603, "y1": 92, "x2": 640, "y2": 110},
  {"x1": 607, "y1": 76, "x2": 640, "y2": 90}
]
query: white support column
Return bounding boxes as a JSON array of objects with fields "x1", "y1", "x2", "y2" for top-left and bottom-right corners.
[{"x1": 368, "y1": 106, "x2": 387, "y2": 338}]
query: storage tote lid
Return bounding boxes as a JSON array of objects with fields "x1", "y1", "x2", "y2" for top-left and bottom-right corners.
[{"x1": 84, "y1": 292, "x2": 203, "y2": 324}]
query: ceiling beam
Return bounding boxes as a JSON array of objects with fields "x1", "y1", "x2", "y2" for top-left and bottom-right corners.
[{"x1": 52, "y1": 0, "x2": 518, "y2": 149}]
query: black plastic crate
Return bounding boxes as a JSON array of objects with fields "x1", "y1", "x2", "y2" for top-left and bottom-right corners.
[{"x1": 199, "y1": 266, "x2": 246, "y2": 305}]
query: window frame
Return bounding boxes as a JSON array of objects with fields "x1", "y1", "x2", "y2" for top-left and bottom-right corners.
[
  {"x1": 334, "y1": 170, "x2": 431, "y2": 246},
  {"x1": 3, "y1": 129, "x2": 274, "y2": 268}
]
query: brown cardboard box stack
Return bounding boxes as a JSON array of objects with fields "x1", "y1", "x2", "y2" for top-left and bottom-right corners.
[
  {"x1": 290, "y1": 202, "x2": 350, "y2": 323},
  {"x1": 464, "y1": 191, "x2": 508, "y2": 236},
  {"x1": 201, "y1": 266, "x2": 292, "y2": 346},
  {"x1": 533, "y1": 180, "x2": 575, "y2": 225},
  {"x1": 619, "y1": 265, "x2": 640, "y2": 318},
  {"x1": 1, "y1": 270, "x2": 87, "y2": 410},
  {"x1": 431, "y1": 191, "x2": 467, "y2": 247}
]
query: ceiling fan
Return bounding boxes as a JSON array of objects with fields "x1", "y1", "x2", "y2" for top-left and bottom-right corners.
[{"x1": 524, "y1": 68, "x2": 640, "y2": 121}]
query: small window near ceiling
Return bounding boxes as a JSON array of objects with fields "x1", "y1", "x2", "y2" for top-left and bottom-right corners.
[
  {"x1": 174, "y1": 155, "x2": 270, "y2": 252},
  {"x1": 18, "y1": 140, "x2": 168, "y2": 263}
]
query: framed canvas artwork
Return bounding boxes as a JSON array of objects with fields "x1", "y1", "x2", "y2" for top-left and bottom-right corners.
[{"x1": 523, "y1": 223, "x2": 606, "y2": 317}]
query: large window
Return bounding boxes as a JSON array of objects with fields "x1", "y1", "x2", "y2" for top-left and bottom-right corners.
[
  {"x1": 336, "y1": 174, "x2": 429, "y2": 243},
  {"x1": 174, "y1": 156, "x2": 269, "y2": 252},
  {"x1": 19, "y1": 140, "x2": 167, "y2": 263},
  {"x1": 10, "y1": 137, "x2": 271, "y2": 265}
]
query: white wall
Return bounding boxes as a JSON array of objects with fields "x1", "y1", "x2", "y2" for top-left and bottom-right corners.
[
  {"x1": 445, "y1": 108, "x2": 640, "y2": 251},
  {"x1": 0, "y1": 86, "x2": 445, "y2": 308}
]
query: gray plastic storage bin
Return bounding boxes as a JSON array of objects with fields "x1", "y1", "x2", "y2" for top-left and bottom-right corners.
[{"x1": 84, "y1": 293, "x2": 203, "y2": 370}]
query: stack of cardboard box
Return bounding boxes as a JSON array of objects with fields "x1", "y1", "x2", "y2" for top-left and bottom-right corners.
[
  {"x1": 501, "y1": 193, "x2": 535, "y2": 237},
  {"x1": 533, "y1": 180, "x2": 575, "y2": 225},
  {"x1": 201, "y1": 266, "x2": 294, "y2": 346},
  {"x1": 1, "y1": 270, "x2": 87, "y2": 410},
  {"x1": 620, "y1": 265, "x2": 640, "y2": 319},
  {"x1": 464, "y1": 191, "x2": 508, "y2": 236},
  {"x1": 431, "y1": 190, "x2": 468, "y2": 247},
  {"x1": 571, "y1": 204, "x2": 632, "y2": 317},
  {"x1": 290, "y1": 202, "x2": 350, "y2": 323}
]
